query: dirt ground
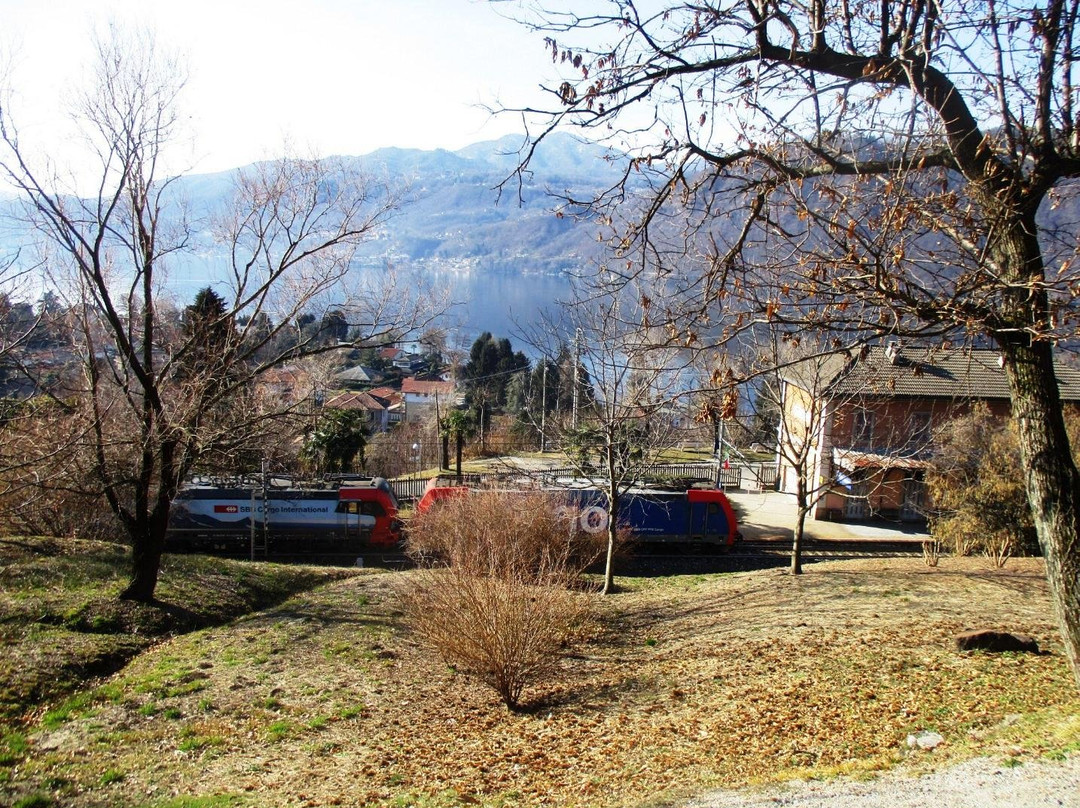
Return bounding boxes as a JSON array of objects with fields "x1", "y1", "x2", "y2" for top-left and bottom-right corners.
[{"x1": 6, "y1": 557, "x2": 1079, "y2": 808}]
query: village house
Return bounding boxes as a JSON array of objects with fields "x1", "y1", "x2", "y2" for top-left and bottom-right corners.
[
  {"x1": 322, "y1": 390, "x2": 394, "y2": 433},
  {"x1": 366, "y1": 387, "x2": 405, "y2": 426},
  {"x1": 401, "y1": 377, "x2": 457, "y2": 424},
  {"x1": 333, "y1": 364, "x2": 383, "y2": 389},
  {"x1": 777, "y1": 343, "x2": 1080, "y2": 522}
]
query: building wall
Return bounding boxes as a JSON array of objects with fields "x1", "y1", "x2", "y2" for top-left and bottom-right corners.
[
  {"x1": 779, "y1": 388, "x2": 1016, "y2": 522},
  {"x1": 776, "y1": 381, "x2": 831, "y2": 498},
  {"x1": 819, "y1": 397, "x2": 1013, "y2": 521}
]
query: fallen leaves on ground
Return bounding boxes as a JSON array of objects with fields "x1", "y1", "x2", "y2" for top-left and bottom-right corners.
[{"x1": 4, "y1": 558, "x2": 1078, "y2": 808}]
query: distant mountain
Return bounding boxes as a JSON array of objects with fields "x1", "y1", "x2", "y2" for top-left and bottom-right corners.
[
  {"x1": 335, "y1": 132, "x2": 624, "y2": 275},
  {"x1": 0, "y1": 131, "x2": 624, "y2": 281}
]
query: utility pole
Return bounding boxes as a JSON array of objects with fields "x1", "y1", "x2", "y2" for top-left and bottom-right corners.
[
  {"x1": 572, "y1": 327, "x2": 582, "y2": 430},
  {"x1": 540, "y1": 360, "x2": 547, "y2": 453}
]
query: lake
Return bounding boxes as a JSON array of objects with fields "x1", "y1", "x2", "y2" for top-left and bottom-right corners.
[{"x1": 167, "y1": 259, "x2": 578, "y2": 358}]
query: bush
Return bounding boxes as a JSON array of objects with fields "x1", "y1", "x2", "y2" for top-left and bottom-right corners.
[
  {"x1": 402, "y1": 490, "x2": 600, "y2": 709},
  {"x1": 925, "y1": 403, "x2": 1041, "y2": 565}
]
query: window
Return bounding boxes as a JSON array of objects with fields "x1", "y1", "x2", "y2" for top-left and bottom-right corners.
[
  {"x1": 910, "y1": 411, "x2": 932, "y2": 447},
  {"x1": 852, "y1": 410, "x2": 875, "y2": 448}
]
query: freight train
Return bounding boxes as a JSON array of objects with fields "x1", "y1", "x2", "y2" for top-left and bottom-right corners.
[
  {"x1": 165, "y1": 476, "x2": 402, "y2": 557},
  {"x1": 418, "y1": 481, "x2": 741, "y2": 548}
]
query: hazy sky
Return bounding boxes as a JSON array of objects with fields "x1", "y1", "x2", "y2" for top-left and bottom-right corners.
[{"x1": 0, "y1": 0, "x2": 559, "y2": 177}]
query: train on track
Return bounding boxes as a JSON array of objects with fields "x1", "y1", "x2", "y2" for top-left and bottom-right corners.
[
  {"x1": 418, "y1": 480, "x2": 741, "y2": 549},
  {"x1": 165, "y1": 473, "x2": 740, "y2": 559},
  {"x1": 164, "y1": 476, "x2": 402, "y2": 558}
]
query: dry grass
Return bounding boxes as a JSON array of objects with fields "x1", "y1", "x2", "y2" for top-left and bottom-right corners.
[{"x1": 2, "y1": 556, "x2": 1078, "y2": 808}]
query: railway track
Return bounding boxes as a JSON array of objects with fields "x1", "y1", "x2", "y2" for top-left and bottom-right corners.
[{"x1": 735, "y1": 538, "x2": 925, "y2": 559}]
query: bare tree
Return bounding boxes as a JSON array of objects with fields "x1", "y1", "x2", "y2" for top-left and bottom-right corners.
[
  {"x1": 534, "y1": 290, "x2": 693, "y2": 594},
  {"x1": 755, "y1": 333, "x2": 921, "y2": 574},
  {"x1": 0, "y1": 28, "x2": 441, "y2": 601},
  {"x1": 509, "y1": 0, "x2": 1080, "y2": 686},
  {"x1": 761, "y1": 337, "x2": 847, "y2": 574}
]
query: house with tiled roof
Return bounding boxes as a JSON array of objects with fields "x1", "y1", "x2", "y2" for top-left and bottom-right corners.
[
  {"x1": 401, "y1": 377, "x2": 457, "y2": 423},
  {"x1": 367, "y1": 386, "x2": 404, "y2": 426},
  {"x1": 334, "y1": 365, "x2": 382, "y2": 388},
  {"x1": 778, "y1": 343, "x2": 1080, "y2": 522},
  {"x1": 323, "y1": 390, "x2": 393, "y2": 432}
]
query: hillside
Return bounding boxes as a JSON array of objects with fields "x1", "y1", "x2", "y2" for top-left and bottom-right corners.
[{"x1": 2, "y1": 540, "x2": 1077, "y2": 807}]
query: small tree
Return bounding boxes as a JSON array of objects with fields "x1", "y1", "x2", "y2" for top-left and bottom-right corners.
[
  {"x1": 758, "y1": 336, "x2": 858, "y2": 574},
  {"x1": 530, "y1": 292, "x2": 689, "y2": 594},
  {"x1": 439, "y1": 409, "x2": 473, "y2": 477},
  {"x1": 402, "y1": 490, "x2": 600, "y2": 709},
  {"x1": 302, "y1": 408, "x2": 367, "y2": 475}
]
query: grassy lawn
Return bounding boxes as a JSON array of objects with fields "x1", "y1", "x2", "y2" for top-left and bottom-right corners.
[
  {"x1": 1, "y1": 539, "x2": 1077, "y2": 807},
  {"x1": 0, "y1": 537, "x2": 357, "y2": 730}
]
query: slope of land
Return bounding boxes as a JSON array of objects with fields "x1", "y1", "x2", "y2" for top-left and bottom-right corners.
[{"x1": 1, "y1": 545, "x2": 1078, "y2": 808}]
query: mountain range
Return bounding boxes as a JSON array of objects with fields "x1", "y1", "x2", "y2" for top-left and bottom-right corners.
[{"x1": 167, "y1": 132, "x2": 624, "y2": 280}]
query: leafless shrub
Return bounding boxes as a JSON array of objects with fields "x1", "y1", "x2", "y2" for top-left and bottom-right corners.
[
  {"x1": 982, "y1": 532, "x2": 1016, "y2": 569},
  {"x1": 921, "y1": 538, "x2": 941, "y2": 568},
  {"x1": 404, "y1": 489, "x2": 605, "y2": 579},
  {"x1": 402, "y1": 490, "x2": 600, "y2": 709}
]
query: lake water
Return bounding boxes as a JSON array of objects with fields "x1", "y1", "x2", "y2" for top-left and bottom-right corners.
[{"x1": 167, "y1": 259, "x2": 577, "y2": 357}]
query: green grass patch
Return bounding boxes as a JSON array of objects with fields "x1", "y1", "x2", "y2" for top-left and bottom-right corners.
[
  {"x1": 0, "y1": 536, "x2": 358, "y2": 733},
  {"x1": 178, "y1": 734, "x2": 225, "y2": 753},
  {"x1": 99, "y1": 768, "x2": 125, "y2": 785},
  {"x1": 13, "y1": 794, "x2": 54, "y2": 808},
  {"x1": 151, "y1": 796, "x2": 248, "y2": 808},
  {"x1": 0, "y1": 732, "x2": 29, "y2": 766},
  {"x1": 267, "y1": 720, "x2": 294, "y2": 742},
  {"x1": 338, "y1": 704, "x2": 364, "y2": 720}
]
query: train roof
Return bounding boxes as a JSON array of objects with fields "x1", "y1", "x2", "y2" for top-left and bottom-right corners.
[{"x1": 179, "y1": 476, "x2": 392, "y2": 493}]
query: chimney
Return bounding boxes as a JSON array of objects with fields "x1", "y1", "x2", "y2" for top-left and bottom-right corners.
[{"x1": 884, "y1": 340, "x2": 901, "y2": 364}]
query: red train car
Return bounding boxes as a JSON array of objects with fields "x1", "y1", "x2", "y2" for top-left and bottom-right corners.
[{"x1": 417, "y1": 481, "x2": 740, "y2": 548}]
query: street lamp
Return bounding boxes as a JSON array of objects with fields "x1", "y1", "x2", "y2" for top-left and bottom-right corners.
[{"x1": 412, "y1": 441, "x2": 422, "y2": 477}]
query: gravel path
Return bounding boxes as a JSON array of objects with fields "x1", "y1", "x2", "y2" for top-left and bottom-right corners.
[{"x1": 686, "y1": 756, "x2": 1080, "y2": 807}]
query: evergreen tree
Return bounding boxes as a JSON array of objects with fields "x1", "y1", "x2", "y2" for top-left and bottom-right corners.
[
  {"x1": 180, "y1": 287, "x2": 235, "y2": 381},
  {"x1": 461, "y1": 332, "x2": 530, "y2": 414}
]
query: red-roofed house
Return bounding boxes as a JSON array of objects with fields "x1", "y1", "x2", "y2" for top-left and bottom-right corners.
[
  {"x1": 367, "y1": 386, "x2": 404, "y2": 426},
  {"x1": 401, "y1": 377, "x2": 457, "y2": 423}
]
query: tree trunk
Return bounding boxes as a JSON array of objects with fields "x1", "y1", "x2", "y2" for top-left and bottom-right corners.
[
  {"x1": 602, "y1": 487, "x2": 619, "y2": 595},
  {"x1": 1002, "y1": 341, "x2": 1080, "y2": 686},
  {"x1": 455, "y1": 432, "x2": 463, "y2": 479},
  {"x1": 441, "y1": 434, "x2": 449, "y2": 471},
  {"x1": 602, "y1": 443, "x2": 618, "y2": 595},
  {"x1": 791, "y1": 477, "x2": 807, "y2": 575},
  {"x1": 120, "y1": 536, "x2": 163, "y2": 602},
  {"x1": 119, "y1": 499, "x2": 171, "y2": 603}
]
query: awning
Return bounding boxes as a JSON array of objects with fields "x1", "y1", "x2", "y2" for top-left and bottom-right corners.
[{"x1": 833, "y1": 449, "x2": 928, "y2": 472}]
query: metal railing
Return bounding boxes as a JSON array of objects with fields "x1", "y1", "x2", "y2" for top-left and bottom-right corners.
[{"x1": 390, "y1": 462, "x2": 777, "y2": 502}]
